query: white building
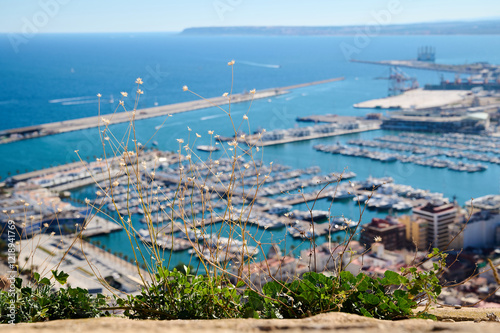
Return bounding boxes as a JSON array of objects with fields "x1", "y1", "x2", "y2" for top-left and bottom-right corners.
[
  {"x1": 413, "y1": 201, "x2": 457, "y2": 249},
  {"x1": 462, "y1": 211, "x2": 500, "y2": 249}
]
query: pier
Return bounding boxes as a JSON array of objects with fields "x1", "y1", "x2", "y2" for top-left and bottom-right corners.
[
  {"x1": 243, "y1": 116, "x2": 381, "y2": 147},
  {"x1": 351, "y1": 59, "x2": 497, "y2": 75},
  {"x1": 255, "y1": 126, "x2": 380, "y2": 147},
  {"x1": 0, "y1": 77, "x2": 344, "y2": 145}
]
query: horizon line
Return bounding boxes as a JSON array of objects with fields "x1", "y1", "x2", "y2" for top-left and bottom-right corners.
[{"x1": 1, "y1": 17, "x2": 500, "y2": 35}]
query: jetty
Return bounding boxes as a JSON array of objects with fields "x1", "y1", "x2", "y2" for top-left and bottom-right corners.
[
  {"x1": 242, "y1": 116, "x2": 381, "y2": 147},
  {"x1": 0, "y1": 77, "x2": 344, "y2": 145}
]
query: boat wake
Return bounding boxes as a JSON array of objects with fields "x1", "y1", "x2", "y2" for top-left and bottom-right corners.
[
  {"x1": 61, "y1": 100, "x2": 98, "y2": 106},
  {"x1": 238, "y1": 60, "x2": 280, "y2": 69},
  {"x1": 200, "y1": 114, "x2": 225, "y2": 121},
  {"x1": 49, "y1": 96, "x2": 96, "y2": 104}
]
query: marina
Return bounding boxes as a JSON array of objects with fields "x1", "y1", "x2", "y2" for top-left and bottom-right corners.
[
  {"x1": 314, "y1": 143, "x2": 489, "y2": 173},
  {"x1": 1, "y1": 141, "x2": 452, "y2": 261}
]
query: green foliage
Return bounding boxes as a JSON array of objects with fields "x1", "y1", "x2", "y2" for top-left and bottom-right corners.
[
  {"x1": 116, "y1": 266, "x2": 242, "y2": 319},
  {"x1": 242, "y1": 271, "x2": 417, "y2": 320},
  {"x1": 400, "y1": 248, "x2": 447, "y2": 308},
  {"x1": 0, "y1": 271, "x2": 108, "y2": 324},
  {"x1": 0, "y1": 251, "x2": 447, "y2": 322}
]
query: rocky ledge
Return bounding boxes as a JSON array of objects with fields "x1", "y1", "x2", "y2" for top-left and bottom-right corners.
[{"x1": 2, "y1": 308, "x2": 499, "y2": 333}]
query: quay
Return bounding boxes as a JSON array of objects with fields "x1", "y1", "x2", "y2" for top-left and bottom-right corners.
[
  {"x1": 81, "y1": 215, "x2": 123, "y2": 237},
  {"x1": 244, "y1": 117, "x2": 381, "y2": 147},
  {"x1": 16, "y1": 233, "x2": 151, "y2": 295},
  {"x1": 255, "y1": 126, "x2": 380, "y2": 147},
  {"x1": 351, "y1": 59, "x2": 496, "y2": 75},
  {"x1": 0, "y1": 77, "x2": 344, "y2": 145}
]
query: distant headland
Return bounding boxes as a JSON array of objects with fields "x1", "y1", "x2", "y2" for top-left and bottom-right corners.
[{"x1": 181, "y1": 20, "x2": 500, "y2": 35}]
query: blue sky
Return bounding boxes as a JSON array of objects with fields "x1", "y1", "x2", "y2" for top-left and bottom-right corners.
[{"x1": 0, "y1": 0, "x2": 499, "y2": 33}]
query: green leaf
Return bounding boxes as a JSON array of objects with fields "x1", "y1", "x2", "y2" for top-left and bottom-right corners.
[
  {"x1": 236, "y1": 280, "x2": 245, "y2": 288},
  {"x1": 364, "y1": 294, "x2": 380, "y2": 305},
  {"x1": 52, "y1": 270, "x2": 69, "y2": 285},
  {"x1": 39, "y1": 277, "x2": 51, "y2": 286},
  {"x1": 382, "y1": 270, "x2": 402, "y2": 285}
]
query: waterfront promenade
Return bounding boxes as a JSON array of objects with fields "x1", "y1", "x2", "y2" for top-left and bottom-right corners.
[{"x1": 0, "y1": 77, "x2": 344, "y2": 144}]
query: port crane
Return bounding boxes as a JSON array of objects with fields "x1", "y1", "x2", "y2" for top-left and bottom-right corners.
[{"x1": 375, "y1": 66, "x2": 419, "y2": 96}]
